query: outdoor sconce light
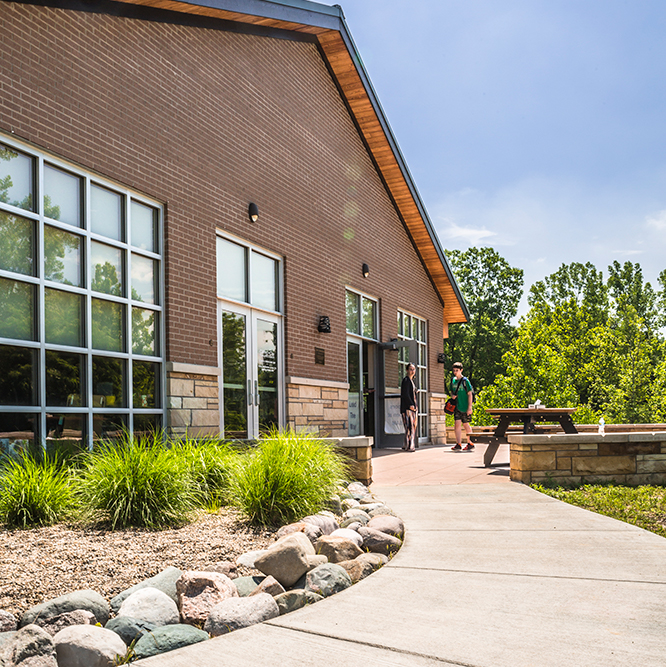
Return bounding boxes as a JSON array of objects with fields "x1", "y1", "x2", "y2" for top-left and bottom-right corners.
[
  {"x1": 318, "y1": 316, "x2": 331, "y2": 333},
  {"x1": 362, "y1": 263, "x2": 370, "y2": 278},
  {"x1": 437, "y1": 353, "x2": 447, "y2": 364},
  {"x1": 248, "y1": 202, "x2": 259, "y2": 223}
]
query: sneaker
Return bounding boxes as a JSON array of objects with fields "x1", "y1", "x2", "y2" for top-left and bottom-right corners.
[
  {"x1": 463, "y1": 444, "x2": 475, "y2": 451},
  {"x1": 451, "y1": 444, "x2": 462, "y2": 451}
]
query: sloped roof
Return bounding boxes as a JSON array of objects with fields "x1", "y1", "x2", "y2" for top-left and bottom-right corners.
[{"x1": 114, "y1": 0, "x2": 470, "y2": 324}]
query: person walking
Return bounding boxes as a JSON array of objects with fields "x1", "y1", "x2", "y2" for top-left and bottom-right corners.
[
  {"x1": 450, "y1": 362, "x2": 474, "y2": 451},
  {"x1": 400, "y1": 363, "x2": 418, "y2": 452}
]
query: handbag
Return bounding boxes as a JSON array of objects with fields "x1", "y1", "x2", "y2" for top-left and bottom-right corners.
[{"x1": 444, "y1": 377, "x2": 464, "y2": 415}]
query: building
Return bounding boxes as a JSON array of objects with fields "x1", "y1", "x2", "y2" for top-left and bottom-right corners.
[{"x1": 0, "y1": 0, "x2": 469, "y2": 451}]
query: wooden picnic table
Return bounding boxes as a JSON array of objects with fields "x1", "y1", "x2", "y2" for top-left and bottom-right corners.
[{"x1": 480, "y1": 407, "x2": 577, "y2": 468}]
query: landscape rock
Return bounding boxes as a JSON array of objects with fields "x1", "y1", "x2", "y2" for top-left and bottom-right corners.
[
  {"x1": 367, "y1": 515, "x2": 405, "y2": 539},
  {"x1": 358, "y1": 527, "x2": 402, "y2": 555},
  {"x1": 356, "y1": 552, "x2": 389, "y2": 567},
  {"x1": 233, "y1": 576, "x2": 265, "y2": 597},
  {"x1": 0, "y1": 624, "x2": 56, "y2": 667},
  {"x1": 36, "y1": 610, "x2": 96, "y2": 637},
  {"x1": 341, "y1": 498, "x2": 360, "y2": 511},
  {"x1": 359, "y1": 493, "x2": 376, "y2": 503},
  {"x1": 324, "y1": 496, "x2": 343, "y2": 514},
  {"x1": 176, "y1": 571, "x2": 238, "y2": 626},
  {"x1": 275, "y1": 522, "x2": 322, "y2": 544},
  {"x1": 133, "y1": 624, "x2": 208, "y2": 660},
  {"x1": 301, "y1": 513, "x2": 338, "y2": 535},
  {"x1": 342, "y1": 508, "x2": 369, "y2": 521},
  {"x1": 337, "y1": 558, "x2": 377, "y2": 584},
  {"x1": 346, "y1": 482, "x2": 369, "y2": 500},
  {"x1": 305, "y1": 563, "x2": 352, "y2": 598},
  {"x1": 104, "y1": 617, "x2": 157, "y2": 646},
  {"x1": 340, "y1": 519, "x2": 363, "y2": 531},
  {"x1": 116, "y1": 588, "x2": 179, "y2": 627},
  {"x1": 0, "y1": 631, "x2": 17, "y2": 650},
  {"x1": 248, "y1": 576, "x2": 285, "y2": 598},
  {"x1": 340, "y1": 513, "x2": 369, "y2": 528},
  {"x1": 205, "y1": 561, "x2": 238, "y2": 580},
  {"x1": 235, "y1": 550, "x2": 267, "y2": 569},
  {"x1": 254, "y1": 539, "x2": 309, "y2": 587},
  {"x1": 274, "y1": 531, "x2": 316, "y2": 556},
  {"x1": 358, "y1": 502, "x2": 384, "y2": 512},
  {"x1": 203, "y1": 594, "x2": 279, "y2": 637},
  {"x1": 368, "y1": 506, "x2": 397, "y2": 518},
  {"x1": 53, "y1": 625, "x2": 126, "y2": 667},
  {"x1": 274, "y1": 590, "x2": 323, "y2": 615},
  {"x1": 21, "y1": 591, "x2": 109, "y2": 628},
  {"x1": 315, "y1": 536, "x2": 363, "y2": 564},
  {"x1": 306, "y1": 555, "x2": 328, "y2": 571},
  {"x1": 330, "y1": 528, "x2": 363, "y2": 547},
  {"x1": 110, "y1": 566, "x2": 182, "y2": 614},
  {"x1": 0, "y1": 612, "x2": 16, "y2": 633}
]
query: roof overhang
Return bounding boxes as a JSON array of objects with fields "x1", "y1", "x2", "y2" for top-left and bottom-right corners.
[{"x1": 108, "y1": 0, "x2": 471, "y2": 324}]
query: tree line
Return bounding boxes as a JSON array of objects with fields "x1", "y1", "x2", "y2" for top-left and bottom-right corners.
[{"x1": 445, "y1": 247, "x2": 666, "y2": 425}]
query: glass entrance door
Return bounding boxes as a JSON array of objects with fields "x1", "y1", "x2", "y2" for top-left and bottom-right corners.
[{"x1": 220, "y1": 305, "x2": 281, "y2": 439}]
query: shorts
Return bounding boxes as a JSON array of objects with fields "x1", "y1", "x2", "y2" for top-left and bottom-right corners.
[{"x1": 454, "y1": 408, "x2": 471, "y2": 424}]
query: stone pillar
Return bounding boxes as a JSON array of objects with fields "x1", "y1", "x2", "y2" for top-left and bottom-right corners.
[
  {"x1": 286, "y1": 376, "x2": 349, "y2": 437},
  {"x1": 429, "y1": 392, "x2": 448, "y2": 445},
  {"x1": 166, "y1": 362, "x2": 220, "y2": 437}
]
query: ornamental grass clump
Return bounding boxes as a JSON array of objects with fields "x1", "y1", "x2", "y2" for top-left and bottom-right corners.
[
  {"x1": 78, "y1": 432, "x2": 197, "y2": 529},
  {"x1": 0, "y1": 452, "x2": 76, "y2": 528},
  {"x1": 231, "y1": 428, "x2": 349, "y2": 526}
]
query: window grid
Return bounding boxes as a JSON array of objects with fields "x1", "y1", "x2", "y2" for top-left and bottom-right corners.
[
  {"x1": 0, "y1": 134, "x2": 164, "y2": 449},
  {"x1": 345, "y1": 288, "x2": 378, "y2": 341},
  {"x1": 398, "y1": 310, "x2": 428, "y2": 440}
]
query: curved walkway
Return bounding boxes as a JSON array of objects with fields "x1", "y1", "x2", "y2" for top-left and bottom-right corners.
[{"x1": 138, "y1": 444, "x2": 666, "y2": 666}]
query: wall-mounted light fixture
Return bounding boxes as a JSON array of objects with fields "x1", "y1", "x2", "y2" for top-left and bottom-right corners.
[
  {"x1": 362, "y1": 263, "x2": 369, "y2": 278},
  {"x1": 437, "y1": 353, "x2": 447, "y2": 364},
  {"x1": 248, "y1": 202, "x2": 259, "y2": 223},
  {"x1": 318, "y1": 316, "x2": 331, "y2": 333}
]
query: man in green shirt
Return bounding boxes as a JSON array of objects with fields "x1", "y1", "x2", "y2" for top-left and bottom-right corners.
[{"x1": 450, "y1": 362, "x2": 474, "y2": 451}]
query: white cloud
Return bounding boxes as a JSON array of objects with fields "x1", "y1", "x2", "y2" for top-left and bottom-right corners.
[
  {"x1": 612, "y1": 249, "x2": 643, "y2": 256},
  {"x1": 440, "y1": 223, "x2": 496, "y2": 246},
  {"x1": 646, "y1": 210, "x2": 666, "y2": 231}
]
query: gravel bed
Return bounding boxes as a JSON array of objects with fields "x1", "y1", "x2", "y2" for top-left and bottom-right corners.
[{"x1": 0, "y1": 509, "x2": 276, "y2": 618}]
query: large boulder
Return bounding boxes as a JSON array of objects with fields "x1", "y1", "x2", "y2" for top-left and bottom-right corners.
[
  {"x1": 176, "y1": 571, "x2": 238, "y2": 626},
  {"x1": 0, "y1": 631, "x2": 17, "y2": 650},
  {"x1": 342, "y1": 508, "x2": 369, "y2": 521},
  {"x1": 368, "y1": 506, "x2": 397, "y2": 518},
  {"x1": 300, "y1": 513, "x2": 338, "y2": 536},
  {"x1": 340, "y1": 514, "x2": 369, "y2": 529},
  {"x1": 21, "y1": 591, "x2": 109, "y2": 628},
  {"x1": 133, "y1": 625, "x2": 208, "y2": 660},
  {"x1": 305, "y1": 563, "x2": 352, "y2": 598},
  {"x1": 203, "y1": 594, "x2": 279, "y2": 637},
  {"x1": 0, "y1": 624, "x2": 56, "y2": 667},
  {"x1": 110, "y1": 566, "x2": 182, "y2": 614},
  {"x1": 254, "y1": 539, "x2": 309, "y2": 588},
  {"x1": 104, "y1": 617, "x2": 157, "y2": 647},
  {"x1": 367, "y1": 515, "x2": 405, "y2": 539},
  {"x1": 357, "y1": 502, "x2": 384, "y2": 513},
  {"x1": 36, "y1": 610, "x2": 96, "y2": 637},
  {"x1": 235, "y1": 550, "x2": 267, "y2": 569},
  {"x1": 0, "y1": 612, "x2": 16, "y2": 633},
  {"x1": 358, "y1": 527, "x2": 402, "y2": 555},
  {"x1": 306, "y1": 555, "x2": 328, "y2": 571},
  {"x1": 233, "y1": 576, "x2": 266, "y2": 597},
  {"x1": 275, "y1": 522, "x2": 322, "y2": 545},
  {"x1": 347, "y1": 482, "x2": 369, "y2": 498},
  {"x1": 341, "y1": 498, "x2": 360, "y2": 511},
  {"x1": 337, "y1": 559, "x2": 377, "y2": 584},
  {"x1": 116, "y1": 588, "x2": 179, "y2": 627},
  {"x1": 356, "y1": 552, "x2": 389, "y2": 567},
  {"x1": 248, "y1": 576, "x2": 285, "y2": 598},
  {"x1": 315, "y1": 536, "x2": 363, "y2": 564},
  {"x1": 53, "y1": 625, "x2": 126, "y2": 667},
  {"x1": 274, "y1": 532, "x2": 316, "y2": 556},
  {"x1": 274, "y1": 590, "x2": 323, "y2": 616},
  {"x1": 329, "y1": 528, "x2": 363, "y2": 548},
  {"x1": 205, "y1": 561, "x2": 238, "y2": 580}
]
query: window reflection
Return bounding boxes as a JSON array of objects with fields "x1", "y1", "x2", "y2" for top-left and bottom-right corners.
[
  {"x1": 131, "y1": 254, "x2": 155, "y2": 304},
  {"x1": 132, "y1": 307, "x2": 156, "y2": 356},
  {"x1": 92, "y1": 298, "x2": 123, "y2": 352},
  {"x1": 91, "y1": 185, "x2": 122, "y2": 241},
  {"x1": 45, "y1": 288, "x2": 83, "y2": 347},
  {"x1": 0, "y1": 412, "x2": 38, "y2": 456},
  {"x1": 131, "y1": 200, "x2": 156, "y2": 252},
  {"x1": 133, "y1": 360, "x2": 159, "y2": 408},
  {"x1": 92, "y1": 414, "x2": 126, "y2": 444},
  {"x1": 0, "y1": 212, "x2": 34, "y2": 276},
  {"x1": 45, "y1": 414, "x2": 86, "y2": 455},
  {"x1": 133, "y1": 414, "x2": 162, "y2": 438},
  {"x1": 0, "y1": 144, "x2": 33, "y2": 211},
  {"x1": 92, "y1": 356, "x2": 125, "y2": 408},
  {"x1": 362, "y1": 297, "x2": 376, "y2": 339},
  {"x1": 46, "y1": 350, "x2": 85, "y2": 407},
  {"x1": 0, "y1": 277, "x2": 35, "y2": 341},
  {"x1": 44, "y1": 226, "x2": 82, "y2": 286},
  {"x1": 44, "y1": 165, "x2": 81, "y2": 226},
  {"x1": 91, "y1": 241, "x2": 123, "y2": 296},
  {"x1": 251, "y1": 252, "x2": 277, "y2": 311},
  {"x1": 0, "y1": 345, "x2": 37, "y2": 406},
  {"x1": 222, "y1": 311, "x2": 247, "y2": 439},
  {"x1": 346, "y1": 291, "x2": 360, "y2": 334},
  {"x1": 216, "y1": 238, "x2": 246, "y2": 302}
]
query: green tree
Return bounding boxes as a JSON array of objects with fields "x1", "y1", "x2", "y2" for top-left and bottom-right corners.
[{"x1": 445, "y1": 247, "x2": 523, "y2": 390}]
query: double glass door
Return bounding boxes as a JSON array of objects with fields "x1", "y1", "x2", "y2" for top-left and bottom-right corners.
[{"x1": 219, "y1": 304, "x2": 281, "y2": 439}]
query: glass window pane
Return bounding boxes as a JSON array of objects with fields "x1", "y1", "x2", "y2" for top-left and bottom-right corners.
[
  {"x1": 46, "y1": 414, "x2": 86, "y2": 455},
  {"x1": 46, "y1": 350, "x2": 85, "y2": 407},
  {"x1": 251, "y1": 252, "x2": 277, "y2": 311},
  {"x1": 131, "y1": 200, "x2": 156, "y2": 252},
  {"x1": 92, "y1": 356, "x2": 125, "y2": 408},
  {"x1": 405, "y1": 314, "x2": 412, "y2": 338},
  {"x1": 346, "y1": 291, "x2": 360, "y2": 334},
  {"x1": 257, "y1": 319, "x2": 278, "y2": 434},
  {"x1": 45, "y1": 288, "x2": 83, "y2": 346},
  {"x1": 92, "y1": 413, "x2": 127, "y2": 444},
  {"x1": 132, "y1": 307, "x2": 156, "y2": 356},
  {"x1": 131, "y1": 254, "x2": 156, "y2": 304},
  {"x1": 216, "y1": 237, "x2": 246, "y2": 302},
  {"x1": 91, "y1": 241, "x2": 123, "y2": 296},
  {"x1": 44, "y1": 225, "x2": 82, "y2": 286},
  {"x1": 0, "y1": 212, "x2": 34, "y2": 276},
  {"x1": 92, "y1": 298, "x2": 124, "y2": 352},
  {"x1": 0, "y1": 345, "x2": 38, "y2": 406},
  {"x1": 347, "y1": 341, "x2": 361, "y2": 436},
  {"x1": 0, "y1": 412, "x2": 38, "y2": 456},
  {"x1": 133, "y1": 360, "x2": 160, "y2": 409},
  {"x1": 420, "y1": 368, "x2": 427, "y2": 391},
  {"x1": 419, "y1": 343, "x2": 426, "y2": 366},
  {"x1": 362, "y1": 297, "x2": 376, "y2": 339},
  {"x1": 0, "y1": 278, "x2": 35, "y2": 341},
  {"x1": 44, "y1": 164, "x2": 81, "y2": 226},
  {"x1": 0, "y1": 144, "x2": 33, "y2": 211},
  {"x1": 133, "y1": 414, "x2": 162, "y2": 438},
  {"x1": 398, "y1": 311, "x2": 403, "y2": 336},
  {"x1": 91, "y1": 184, "x2": 123, "y2": 240},
  {"x1": 222, "y1": 310, "x2": 247, "y2": 439}
]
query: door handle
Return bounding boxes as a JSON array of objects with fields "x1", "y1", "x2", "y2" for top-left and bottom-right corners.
[
  {"x1": 248, "y1": 379, "x2": 253, "y2": 405},
  {"x1": 255, "y1": 380, "x2": 260, "y2": 405}
]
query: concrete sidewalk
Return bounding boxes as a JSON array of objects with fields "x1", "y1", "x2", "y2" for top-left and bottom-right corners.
[{"x1": 138, "y1": 444, "x2": 666, "y2": 666}]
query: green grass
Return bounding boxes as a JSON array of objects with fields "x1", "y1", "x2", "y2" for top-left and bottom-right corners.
[
  {"x1": 77, "y1": 431, "x2": 198, "y2": 529},
  {"x1": 0, "y1": 452, "x2": 76, "y2": 528},
  {"x1": 533, "y1": 483, "x2": 666, "y2": 538},
  {"x1": 230, "y1": 428, "x2": 349, "y2": 526}
]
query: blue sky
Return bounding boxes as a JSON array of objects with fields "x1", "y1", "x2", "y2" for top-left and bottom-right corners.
[{"x1": 335, "y1": 0, "x2": 666, "y2": 315}]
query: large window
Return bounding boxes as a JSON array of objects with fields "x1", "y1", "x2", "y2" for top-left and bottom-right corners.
[
  {"x1": 0, "y1": 136, "x2": 164, "y2": 451},
  {"x1": 398, "y1": 310, "x2": 428, "y2": 440}
]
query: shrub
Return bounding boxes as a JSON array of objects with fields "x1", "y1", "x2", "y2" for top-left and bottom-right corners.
[
  {"x1": 0, "y1": 452, "x2": 76, "y2": 528},
  {"x1": 78, "y1": 432, "x2": 197, "y2": 529},
  {"x1": 230, "y1": 428, "x2": 349, "y2": 526}
]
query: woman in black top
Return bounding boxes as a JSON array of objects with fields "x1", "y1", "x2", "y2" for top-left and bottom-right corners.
[{"x1": 400, "y1": 363, "x2": 418, "y2": 451}]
